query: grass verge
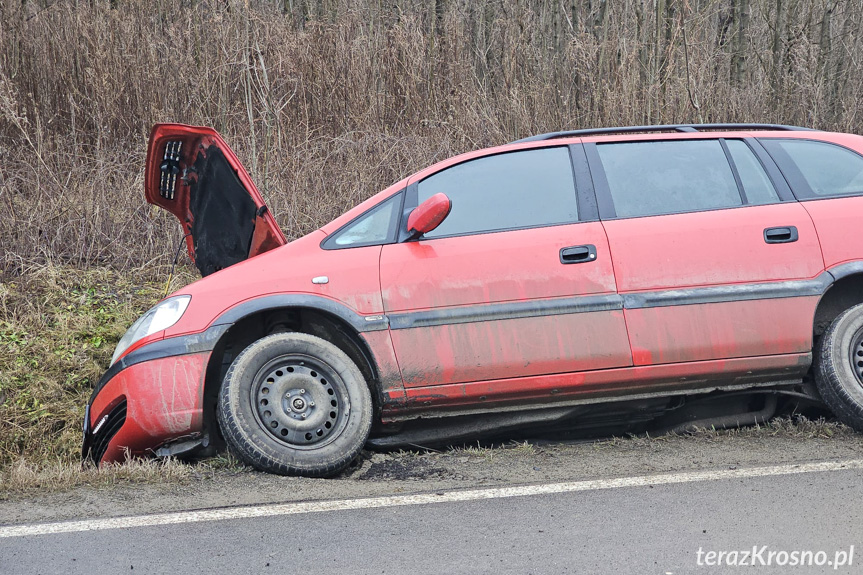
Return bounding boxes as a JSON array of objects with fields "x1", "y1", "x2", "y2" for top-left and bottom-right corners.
[
  {"x1": 0, "y1": 454, "x2": 248, "y2": 502},
  {"x1": 0, "y1": 262, "x2": 196, "y2": 478}
]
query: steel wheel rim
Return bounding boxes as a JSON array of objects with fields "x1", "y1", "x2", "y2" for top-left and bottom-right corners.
[
  {"x1": 850, "y1": 327, "x2": 863, "y2": 387},
  {"x1": 250, "y1": 353, "x2": 349, "y2": 450}
]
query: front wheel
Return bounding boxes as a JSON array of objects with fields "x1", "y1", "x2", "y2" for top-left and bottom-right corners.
[
  {"x1": 217, "y1": 332, "x2": 372, "y2": 476},
  {"x1": 814, "y1": 302, "x2": 863, "y2": 432}
]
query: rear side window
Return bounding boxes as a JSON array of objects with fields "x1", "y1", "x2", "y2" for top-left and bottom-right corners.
[
  {"x1": 724, "y1": 140, "x2": 780, "y2": 205},
  {"x1": 416, "y1": 147, "x2": 578, "y2": 238},
  {"x1": 762, "y1": 139, "x2": 863, "y2": 198},
  {"x1": 596, "y1": 140, "x2": 743, "y2": 218}
]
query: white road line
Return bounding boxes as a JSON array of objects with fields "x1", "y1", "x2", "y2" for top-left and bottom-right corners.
[{"x1": 2, "y1": 459, "x2": 861, "y2": 539}]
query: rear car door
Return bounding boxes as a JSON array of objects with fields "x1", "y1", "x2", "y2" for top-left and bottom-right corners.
[
  {"x1": 759, "y1": 136, "x2": 863, "y2": 272},
  {"x1": 379, "y1": 145, "x2": 632, "y2": 388},
  {"x1": 585, "y1": 136, "x2": 825, "y2": 365}
]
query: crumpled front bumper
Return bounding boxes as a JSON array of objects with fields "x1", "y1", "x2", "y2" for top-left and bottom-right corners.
[{"x1": 83, "y1": 326, "x2": 227, "y2": 464}]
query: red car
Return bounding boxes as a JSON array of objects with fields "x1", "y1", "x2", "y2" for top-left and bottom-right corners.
[{"x1": 83, "y1": 123, "x2": 863, "y2": 476}]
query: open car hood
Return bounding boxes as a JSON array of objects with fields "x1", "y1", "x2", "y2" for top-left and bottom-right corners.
[{"x1": 145, "y1": 124, "x2": 287, "y2": 277}]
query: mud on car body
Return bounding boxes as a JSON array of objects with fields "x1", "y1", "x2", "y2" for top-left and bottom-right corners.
[{"x1": 84, "y1": 122, "x2": 863, "y2": 476}]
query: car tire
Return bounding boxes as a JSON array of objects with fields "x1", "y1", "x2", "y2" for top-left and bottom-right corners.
[
  {"x1": 814, "y1": 302, "x2": 863, "y2": 432},
  {"x1": 217, "y1": 332, "x2": 372, "y2": 477}
]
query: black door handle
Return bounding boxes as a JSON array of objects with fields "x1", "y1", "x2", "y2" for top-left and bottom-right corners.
[
  {"x1": 560, "y1": 244, "x2": 597, "y2": 264},
  {"x1": 764, "y1": 226, "x2": 798, "y2": 244}
]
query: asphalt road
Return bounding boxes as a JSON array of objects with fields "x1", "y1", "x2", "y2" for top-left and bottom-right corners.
[{"x1": 2, "y1": 465, "x2": 861, "y2": 575}]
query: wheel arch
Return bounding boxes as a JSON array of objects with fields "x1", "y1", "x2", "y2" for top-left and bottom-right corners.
[
  {"x1": 814, "y1": 265, "x2": 863, "y2": 338},
  {"x1": 200, "y1": 296, "x2": 387, "y2": 445}
]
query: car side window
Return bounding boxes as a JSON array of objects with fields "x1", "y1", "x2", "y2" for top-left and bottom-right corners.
[
  {"x1": 762, "y1": 139, "x2": 863, "y2": 198},
  {"x1": 325, "y1": 194, "x2": 401, "y2": 248},
  {"x1": 724, "y1": 140, "x2": 780, "y2": 205},
  {"x1": 416, "y1": 147, "x2": 578, "y2": 239},
  {"x1": 596, "y1": 140, "x2": 744, "y2": 218}
]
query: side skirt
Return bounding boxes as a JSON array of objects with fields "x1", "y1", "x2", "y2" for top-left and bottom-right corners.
[{"x1": 380, "y1": 353, "x2": 811, "y2": 423}]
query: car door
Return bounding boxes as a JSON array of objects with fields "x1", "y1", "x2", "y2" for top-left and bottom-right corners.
[
  {"x1": 758, "y1": 136, "x2": 863, "y2": 271},
  {"x1": 585, "y1": 136, "x2": 826, "y2": 366},
  {"x1": 379, "y1": 144, "x2": 632, "y2": 389}
]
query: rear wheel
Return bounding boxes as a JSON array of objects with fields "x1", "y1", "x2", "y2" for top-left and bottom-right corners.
[
  {"x1": 814, "y1": 302, "x2": 863, "y2": 432},
  {"x1": 217, "y1": 332, "x2": 372, "y2": 476}
]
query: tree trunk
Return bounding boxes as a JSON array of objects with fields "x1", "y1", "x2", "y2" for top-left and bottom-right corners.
[
  {"x1": 818, "y1": 1, "x2": 834, "y2": 82},
  {"x1": 731, "y1": 0, "x2": 749, "y2": 84},
  {"x1": 831, "y1": 3, "x2": 854, "y2": 117},
  {"x1": 771, "y1": 0, "x2": 786, "y2": 92}
]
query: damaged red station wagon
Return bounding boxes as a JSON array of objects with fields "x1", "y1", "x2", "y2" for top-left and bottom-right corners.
[{"x1": 84, "y1": 122, "x2": 863, "y2": 476}]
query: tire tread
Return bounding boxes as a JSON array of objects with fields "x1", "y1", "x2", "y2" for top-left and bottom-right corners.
[
  {"x1": 814, "y1": 304, "x2": 863, "y2": 432},
  {"x1": 217, "y1": 332, "x2": 371, "y2": 477}
]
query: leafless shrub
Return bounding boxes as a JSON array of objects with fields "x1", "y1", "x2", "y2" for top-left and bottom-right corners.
[{"x1": 2, "y1": 0, "x2": 861, "y2": 271}]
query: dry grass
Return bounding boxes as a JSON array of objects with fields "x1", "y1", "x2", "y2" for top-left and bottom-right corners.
[
  {"x1": 0, "y1": 262, "x2": 197, "y2": 471},
  {"x1": 447, "y1": 440, "x2": 537, "y2": 460},
  {"x1": 672, "y1": 414, "x2": 853, "y2": 440},
  {"x1": 3, "y1": 0, "x2": 863, "y2": 270},
  {"x1": 588, "y1": 415, "x2": 855, "y2": 451},
  {"x1": 0, "y1": 453, "x2": 248, "y2": 501}
]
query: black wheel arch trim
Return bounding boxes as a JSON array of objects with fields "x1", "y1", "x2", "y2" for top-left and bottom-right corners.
[
  {"x1": 825, "y1": 261, "x2": 863, "y2": 283},
  {"x1": 211, "y1": 294, "x2": 390, "y2": 333}
]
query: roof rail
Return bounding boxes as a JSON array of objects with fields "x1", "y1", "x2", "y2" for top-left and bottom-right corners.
[{"x1": 510, "y1": 123, "x2": 814, "y2": 144}]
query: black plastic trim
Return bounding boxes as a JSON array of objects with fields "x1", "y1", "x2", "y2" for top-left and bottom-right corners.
[
  {"x1": 622, "y1": 274, "x2": 832, "y2": 309},
  {"x1": 86, "y1": 399, "x2": 127, "y2": 464},
  {"x1": 583, "y1": 143, "x2": 617, "y2": 219},
  {"x1": 758, "y1": 138, "x2": 816, "y2": 199},
  {"x1": 511, "y1": 123, "x2": 813, "y2": 144},
  {"x1": 719, "y1": 138, "x2": 748, "y2": 204},
  {"x1": 559, "y1": 244, "x2": 597, "y2": 264},
  {"x1": 212, "y1": 294, "x2": 390, "y2": 333},
  {"x1": 568, "y1": 144, "x2": 599, "y2": 222},
  {"x1": 387, "y1": 272, "x2": 839, "y2": 330},
  {"x1": 388, "y1": 294, "x2": 623, "y2": 330},
  {"x1": 764, "y1": 226, "x2": 799, "y2": 244},
  {"x1": 743, "y1": 138, "x2": 796, "y2": 202},
  {"x1": 398, "y1": 183, "x2": 420, "y2": 243},
  {"x1": 827, "y1": 261, "x2": 863, "y2": 282}
]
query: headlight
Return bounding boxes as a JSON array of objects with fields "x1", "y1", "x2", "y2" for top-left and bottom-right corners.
[{"x1": 111, "y1": 295, "x2": 191, "y2": 365}]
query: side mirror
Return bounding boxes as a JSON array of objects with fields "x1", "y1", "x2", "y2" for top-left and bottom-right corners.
[{"x1": 407, "y1": 192, "x2": 452, "y2": 239}]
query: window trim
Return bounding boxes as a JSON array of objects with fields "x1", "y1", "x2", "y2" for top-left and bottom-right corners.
[
  {"x1": 718, "y1": 139, "x2": 748, "y2": 204},
  {"x1": 320, "y1": 189, "x2": 406, "y2": 250},
  {"x1": 758, "y1": 137, "x2": 863, "y2": 201},
  {"x1": 569, "y1": 143, "x2": 600, "y2": 222},
  {"x1": 402, "y1": 145, "x2": 583, "y2": 242},
  {"x1": 587, "y1": 137, "x2": 791, "y2": 221},
  {"x1": 743, "y1": 138, "x2": 796, "y2": 201}
]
